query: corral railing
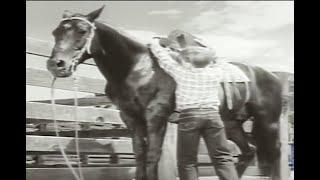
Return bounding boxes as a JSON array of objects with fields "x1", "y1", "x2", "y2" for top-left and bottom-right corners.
[{"x1": 26, "y1": 36, "x2": 292, "y2": 180}]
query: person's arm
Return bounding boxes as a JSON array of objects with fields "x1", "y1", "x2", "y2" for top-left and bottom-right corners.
[
  {"x1": 149, "y1": 42, "x2": 183, "y2": 77},
  {"x1": 218, "y1": 62, "x2": 226, "y2": 83},
  {"x1": 208, "y1": 58, "x2": 226, "y2": 83}
]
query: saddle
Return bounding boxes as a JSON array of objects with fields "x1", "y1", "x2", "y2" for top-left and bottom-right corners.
[{"x1": 153, "y1": 30, "x2": 251, "y2": 111}]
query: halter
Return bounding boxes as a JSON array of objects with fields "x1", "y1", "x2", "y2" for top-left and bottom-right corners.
[{"x1": 60, "y1": 17, "x2": 96, "y2": 71}]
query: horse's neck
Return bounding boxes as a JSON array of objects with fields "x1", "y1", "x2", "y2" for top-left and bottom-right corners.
[{"x1": 93, "y1": 22, "x2": 149, "y2": 85}]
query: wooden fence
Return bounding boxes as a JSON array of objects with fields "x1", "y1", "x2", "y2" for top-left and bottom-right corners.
[{"x1": 26, "y1": 37, "x2": 291, "y2": 180}]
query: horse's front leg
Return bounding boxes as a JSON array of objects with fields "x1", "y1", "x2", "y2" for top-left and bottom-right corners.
[
  {"x1": 120, "y1": 112, "x2": 147, "y2": 180},
  {"x1": 145, "y1": 100, "x2": 172, "y2": 180}
]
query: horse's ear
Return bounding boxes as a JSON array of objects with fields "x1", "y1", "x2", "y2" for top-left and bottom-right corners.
[
  {"x1": 86, "y1": 5, "x2": 105, "y2": 22},
  {"x1": 62, "y1": 10, "x2": 73, "y2": 18}
]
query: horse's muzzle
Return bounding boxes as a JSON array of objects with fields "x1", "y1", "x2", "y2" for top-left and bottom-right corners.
[{"x1": 47, "y1": 59, "x2": 73, "y2": 78}]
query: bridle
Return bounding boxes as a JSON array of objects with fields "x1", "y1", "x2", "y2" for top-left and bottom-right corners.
[{"x1": 60, "y1": 17, "x2": 96, "y2": 72}]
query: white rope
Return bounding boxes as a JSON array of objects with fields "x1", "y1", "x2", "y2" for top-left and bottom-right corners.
[
  {"x1": 51, "y1": 77, "x2": 82, "y2": 180},
  {"x1": 71, "y1": 69, "x2": 84, "y2": 180}
]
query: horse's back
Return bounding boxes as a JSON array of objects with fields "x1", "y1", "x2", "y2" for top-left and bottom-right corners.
[{"x1": 230, "y1": 62, "x2": 282, "y2": 119}]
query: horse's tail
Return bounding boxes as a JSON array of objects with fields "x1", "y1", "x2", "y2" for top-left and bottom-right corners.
[
  {"x1": 252, "y1": 113, "x2": 282, "y2": 165},
  {"x1": 248, "y1": 66, "x2": 283, "y2": 169}
]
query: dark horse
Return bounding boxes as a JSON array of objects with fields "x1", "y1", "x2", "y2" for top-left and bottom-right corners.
[{"x1": 47, "y1": 6, "x2": 283, "y2": 180}]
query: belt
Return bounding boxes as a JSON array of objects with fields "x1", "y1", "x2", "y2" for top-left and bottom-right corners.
[{"x1": 175, "y1": 107, "x2": 219, "y2": 113}]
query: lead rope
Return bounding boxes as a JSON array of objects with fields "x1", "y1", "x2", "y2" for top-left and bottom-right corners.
[
  {"x1": 51, "y1": 77, "x2": 82, "y2": 180},
  {"x1": 71, "y1": 68, "x2": 84, "y2": 180}
]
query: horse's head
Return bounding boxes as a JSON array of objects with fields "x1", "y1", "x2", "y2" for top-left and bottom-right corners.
[{"x1": 47, "y1": 6, "x2": 105, "y2": 78}]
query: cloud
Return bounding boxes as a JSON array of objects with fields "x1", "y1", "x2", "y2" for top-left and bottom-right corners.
[
  {"x1": 251, "y1": 48, "x2": 294, "y2": 73},
  {"x1": 180, "y1": 1, "x2": 294, "y2": 72},
  {"x1": 148, "y1": 9, "x2": 182, "y2": 18},
  {"x1": 184, "y1": 1, "x2": 294, "y2": 35},
  {"x1": 122, "y1": 30, "x2": 161, "y2": 44},
  {"x1": 193, "y1": 33, "x2": 293, "y2": 72},
  {"x1": 194, "y1": 1, "x2": 210, "y2": 6},
  {"x1": 195, "y1": 34, "x2": 277, "y2": 59}
]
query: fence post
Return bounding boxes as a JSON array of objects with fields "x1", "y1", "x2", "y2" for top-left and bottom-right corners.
[
  {"x1": 279, "y1": 73, "x2": 290, "y2": 180},
  {"x1": 158, "y1": 122, "x2": 178, "y2": 180}
]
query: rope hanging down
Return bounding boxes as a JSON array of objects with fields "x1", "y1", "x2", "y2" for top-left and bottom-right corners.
[
  {"x1": 51, "y1": 77, "x2": 83, "y2": 180},
  {"x1": 71, "y1": 69, "x2": 85, "y2": 180}
]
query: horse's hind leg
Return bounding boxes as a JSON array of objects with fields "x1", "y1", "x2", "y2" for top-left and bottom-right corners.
[
  {"x1": 252, "y1": 114, "x2": 281, "y2": 180},
  {"x1": 225, "y1": 120, "x2": 256, "y2": 177}
]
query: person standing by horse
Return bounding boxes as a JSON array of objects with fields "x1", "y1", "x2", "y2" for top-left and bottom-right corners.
[{"x1": 148, "y1": 41, "x2": 239, "y2": 180}]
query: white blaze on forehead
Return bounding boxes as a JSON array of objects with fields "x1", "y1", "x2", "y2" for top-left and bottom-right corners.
[{"x1": 62, "y1": 23, "x2": 72, "y2": 29}]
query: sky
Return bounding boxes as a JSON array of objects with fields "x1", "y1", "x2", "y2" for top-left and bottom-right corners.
[{"x1": 26, "y1": 1, "x2": 294, "y2": 73}]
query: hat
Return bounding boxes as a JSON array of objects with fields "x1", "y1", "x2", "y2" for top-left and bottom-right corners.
[{"x1": 153, "y1": 30, "x2": 210, "y2": 52}]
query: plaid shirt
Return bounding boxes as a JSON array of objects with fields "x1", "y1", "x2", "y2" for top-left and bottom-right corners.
[{"x1": 150, "y1": 43, "x2": 224, "y2": 111}]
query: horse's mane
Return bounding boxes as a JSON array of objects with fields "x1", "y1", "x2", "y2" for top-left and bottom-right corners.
[
  {"x1": 89, "y1": 20, "x2": 149, "y2": 83},
  {"x1": 96, "y1": 20, "x2": 147, "y2": 48}
]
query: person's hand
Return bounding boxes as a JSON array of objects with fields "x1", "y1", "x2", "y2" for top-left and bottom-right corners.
[{"x1": 148, "y1": 40, "x2": 162, "y2": 52}]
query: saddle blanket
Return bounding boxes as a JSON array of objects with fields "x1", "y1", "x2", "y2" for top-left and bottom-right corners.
[
  {"x1": 216, "y1": 60, "x2": 251, "y2": 110},
  {"x1": 218, "y1": 61, "x2": 250, "y2": 83}
]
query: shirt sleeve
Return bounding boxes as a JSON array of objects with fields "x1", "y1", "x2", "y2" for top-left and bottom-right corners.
[
  {"x1": 149, "y1": 42, "x2": 184, "y2": 78},
  {"x1": 209, "y1": 60, "x2": 225, "y2": 83}
]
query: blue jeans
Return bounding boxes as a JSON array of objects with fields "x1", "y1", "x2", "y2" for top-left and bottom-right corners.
[{"x1": 176, "y1": 108, "x2": 239, "y2": 180}]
